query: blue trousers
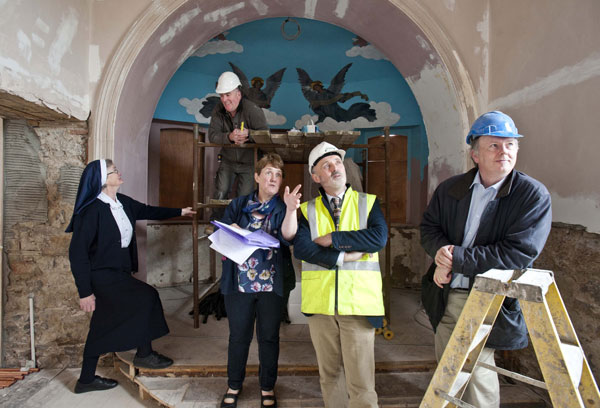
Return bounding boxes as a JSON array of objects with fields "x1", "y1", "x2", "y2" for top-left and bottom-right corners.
[{"x1": 224, "y1": 291, "x2": 283, "y2": 391}]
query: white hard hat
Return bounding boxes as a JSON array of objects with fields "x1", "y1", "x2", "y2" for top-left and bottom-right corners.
[
  {"x1": 215, "y1": 71, "x2": 242, "y2": 94},
  {"x1": 308, "y1": 141, "x2": 345, "y2": 174}
]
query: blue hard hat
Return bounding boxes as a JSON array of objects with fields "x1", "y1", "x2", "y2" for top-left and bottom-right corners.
[{"x1": 466, "y1": 111, "x2": 523, "y2": 144}]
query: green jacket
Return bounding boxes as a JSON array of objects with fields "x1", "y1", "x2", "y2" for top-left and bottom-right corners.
[{"x1": 208, "y1": 97, "x2": 268, "y2": 164}]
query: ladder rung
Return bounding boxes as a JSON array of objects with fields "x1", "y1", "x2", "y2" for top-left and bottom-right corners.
[
  {"x1": 561, "y1": 343, "x2": 584, "y2": 387},
  {"x1": 434, "y1": 389, "x2": 476, "y2": 408},
  {"x1": 476, "y1": 361, "x2": 548, "y2": 389},
  {"x1": 196, "y1": 202, "x2": 230, "y2": 208}
]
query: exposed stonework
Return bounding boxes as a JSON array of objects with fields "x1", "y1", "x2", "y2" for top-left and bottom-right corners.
[
  {"x1": 3, "y1": 120, "x2": 88, "y2": 368},
  {"x1": 509, "y1": 223, "x2": 600, "y2": 380},
  {"x1": 389, "y1": 226, "x2": 427, "y2": 289},
  {"x1": 388, "y1": 222, "x2": 600, "y2": 383}
]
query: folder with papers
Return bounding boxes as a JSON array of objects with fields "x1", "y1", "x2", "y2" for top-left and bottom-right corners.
[
  {"x1": 208, "y1": 220, "x2": 280, "y2": 265},
  {"x1": 211, "y1": 220, "x2": 280, "y2": 248}
]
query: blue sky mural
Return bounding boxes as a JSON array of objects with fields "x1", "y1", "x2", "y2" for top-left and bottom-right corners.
[
  {"x1": 155, "y1": 18, "x2": 424, "y2": 130},
  {"x1": 154, "y1": 17, "x2": 428, "y2": 174}
]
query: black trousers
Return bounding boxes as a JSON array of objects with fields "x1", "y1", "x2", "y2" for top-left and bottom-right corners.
[{"x1": 224, "y1": 291, "x2": 283, "y2": 390}]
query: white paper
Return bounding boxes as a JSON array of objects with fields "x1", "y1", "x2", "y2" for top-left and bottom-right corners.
[
  {"x1": 211, "y1": 220, "x2": 280, "y2": 248},
  {"x1": 208, "y1": 228, "x2": 268, "y2": 265}
]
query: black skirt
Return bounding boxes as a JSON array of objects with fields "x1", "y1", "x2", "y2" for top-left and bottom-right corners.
[{"x1": 82, "y1": 258, "x2": 169, "y2": 356}]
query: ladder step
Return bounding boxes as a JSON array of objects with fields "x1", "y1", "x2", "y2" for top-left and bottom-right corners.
[
  {"x1": 510, "y1": 269, "x2": 554, "y2": 302},
  {"x1": 561, "y1": 343, "x2": 584, "y2": 387}
]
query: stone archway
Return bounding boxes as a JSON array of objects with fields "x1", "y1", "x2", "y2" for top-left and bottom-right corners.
[
  {"x1": 91, "y1": 0, "x2": 477, "y2": 202},
  {"x1": 91, "y1": 0, "x2": 479, "y2": 277}
]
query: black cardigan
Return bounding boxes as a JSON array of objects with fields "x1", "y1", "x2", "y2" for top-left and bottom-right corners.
[{"x1": 68, "y1": 193, "x2": 181, "y2": 298}]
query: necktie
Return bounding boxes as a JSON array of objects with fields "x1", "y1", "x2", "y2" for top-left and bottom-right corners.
[{"x1": 331, "y1": 197, "x2": 341, "y2": 231}]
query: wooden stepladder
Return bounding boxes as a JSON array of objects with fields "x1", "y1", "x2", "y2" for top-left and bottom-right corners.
[{"x1": 421, "y1": 268, "x2": 600, "y2": 408}]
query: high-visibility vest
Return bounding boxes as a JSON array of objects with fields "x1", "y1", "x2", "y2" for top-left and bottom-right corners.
[{"x1": 300, "y1": 188, "x2": 384, "y2": 316}]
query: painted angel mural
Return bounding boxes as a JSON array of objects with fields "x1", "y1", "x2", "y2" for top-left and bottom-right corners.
[
  {"x1": 229, "y1": 62, "x2": 286, "y2": 109},
  {"x1": 296, "y1": 63, "x2": 376, "y2": 123},
  {"x1": 199, "y1": 63, "x2": 286, "y2": 118}
]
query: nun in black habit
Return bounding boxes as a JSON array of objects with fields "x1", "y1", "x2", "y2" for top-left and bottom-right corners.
[{"x1": 66, "y1": 159, "x2": 195, "y2": 394}]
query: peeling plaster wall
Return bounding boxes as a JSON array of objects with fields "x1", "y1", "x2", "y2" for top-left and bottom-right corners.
[
  {"x1": 147, "y1": 224, "x2": 219, "y2": 287},
  {"x1": 489, "y1": 0, "x2": 600, "y2": 233},
  {"x1": 3, "y1": 0, "x2": 600, "y2": 371},
  {"x1": 0, "y1": 0, "x2": 90, "y2": 120},
  {"x1": 88, "y1": 0, "x2": 149, "y2": 106},
  {"x1": 418, "y1": 0, "x2": 490, "y2": 110},
  {"x1": 96, "y1": 0, "x2": 477, "y2": 205}
]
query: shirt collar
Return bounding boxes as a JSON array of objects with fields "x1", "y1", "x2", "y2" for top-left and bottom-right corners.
[
  {"x1": 470, "y1": 171, "x2": 506, "y2": 191},
  {"x1": 97, "y1": 191, "x2": 122, "y2": 209}
]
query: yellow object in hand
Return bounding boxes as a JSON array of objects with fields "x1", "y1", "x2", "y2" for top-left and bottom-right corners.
[{"x1": 240, "y1": 122, "x2": 244, "y2": 131}]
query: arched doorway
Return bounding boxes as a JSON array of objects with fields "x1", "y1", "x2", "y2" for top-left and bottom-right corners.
[
  {"x1": 92, "y1": 0, "x2": 476, "y2": 194},
  {"x1": 91, "y1": 0, "x2": 477, "y2": 275}
]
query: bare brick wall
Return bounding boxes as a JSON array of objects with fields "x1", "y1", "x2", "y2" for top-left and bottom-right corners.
[{"x1": 3, "y1": 120, "x2": 88, "y2": 368}]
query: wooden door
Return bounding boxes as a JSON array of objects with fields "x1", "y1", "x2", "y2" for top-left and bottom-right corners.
[
  {"x1": 159, "y1": 128, "x2": 194, "y2": 213},
  {"x1": 279, "y1": 163, "x2": 305, "y2": 200},
  {"x1": 367, "y1": 135, "x2": 407, "y2": 223}
]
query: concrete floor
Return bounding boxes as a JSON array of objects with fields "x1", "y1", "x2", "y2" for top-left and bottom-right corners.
[{"x1": 1, "y1": 285, "x2": 550, "y2": 407}]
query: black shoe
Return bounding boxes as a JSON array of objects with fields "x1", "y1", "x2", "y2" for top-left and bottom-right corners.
[
  {"x1": 133, "y1": 351, "x2": 174, "y2": 369},
  {"x1": 74, "y1": 376, "x2": 118, "y2": 394},
  {"x1": 261, "y1": 390, "x2": 277, "y2": 408},
  {"x1": 220, "y1": 386, "x2": 242, "y2": 408}
]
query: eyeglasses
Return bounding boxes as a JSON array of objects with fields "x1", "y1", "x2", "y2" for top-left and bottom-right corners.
[{"x1": 107, "y1": 168, "x2": 119, "y2": 176}]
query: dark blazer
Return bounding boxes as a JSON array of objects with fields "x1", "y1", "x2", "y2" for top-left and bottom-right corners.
[
  {"x1": 293, "y1": 185, "x2": 388, "y2": 327},
  {"x1": 219, "y1": 192, "x2": 296, "y2": 297},
  {"x1": 68, "y1": 193, "x2": 181, "y2": 298},
  {"x1": 420, "y1": 168, "x2": 552, "y2": 350}
]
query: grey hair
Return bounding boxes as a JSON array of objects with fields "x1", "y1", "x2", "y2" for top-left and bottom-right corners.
[
  {"x1": 469, "y1": 137, "x2": 519, "y2": 166},
  {"x1": 469, "y1": 138, "x2": 480, "y2": 167},
  {"x1": 102, "y1": 158, "x2": 114, "y2": 189}
]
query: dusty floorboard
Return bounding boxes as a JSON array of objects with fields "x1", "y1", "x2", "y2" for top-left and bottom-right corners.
[{"x1": 0, "y1": 367, "x2": 160, "y2": 408}]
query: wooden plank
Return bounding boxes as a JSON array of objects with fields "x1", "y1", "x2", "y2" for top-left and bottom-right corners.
[
  {"x1": 287, "y1": 130, "x2": 304, "y2": 144},
  {"x1": 323, "y1": 131, "x2": 342, "y2": 146},
  {"x1": 271, "y1": 133, "x2": 288, "y2": 145},
  {"x1": 250, "y1": 130, "x2": 270, "y2": 144},
  {"x1": 339, "y1": 131, "x2": 360, "y2": 145},
  {"x1": 0, "y1": 372, "x2": 26, "y2": 378},
  {"x1": 305, "y1": 132, "x2": 324, "y2": 145}
]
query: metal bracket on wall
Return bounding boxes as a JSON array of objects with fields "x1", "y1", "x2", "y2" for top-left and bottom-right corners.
[{"x1": 281, "y1": 18, "x2": 301, "y2": 41}]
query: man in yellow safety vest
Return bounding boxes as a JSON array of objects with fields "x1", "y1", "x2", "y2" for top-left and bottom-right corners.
[{"x1": 292, "y1": 141, "x2": 388, "y2": 408}]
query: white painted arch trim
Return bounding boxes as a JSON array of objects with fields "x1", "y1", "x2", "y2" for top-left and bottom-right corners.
[
  {"x1": 91, "y1": 0, "x2": 479, "y2": 182},
  {"x1": 91, "y1": 0, "x2": 191, "y2": 160}
]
